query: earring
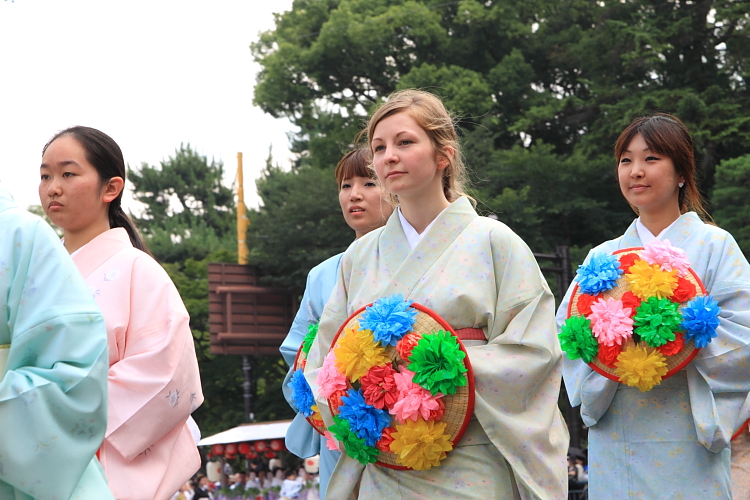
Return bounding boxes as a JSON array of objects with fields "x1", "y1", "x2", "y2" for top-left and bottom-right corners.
[{"x1": 679, "y1": 182, "x2": 684, "y2": 188}]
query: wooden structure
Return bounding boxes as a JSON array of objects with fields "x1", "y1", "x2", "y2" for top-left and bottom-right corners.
[{"x1": 208, "y1": 263, "x2": 298, "y2": 356}]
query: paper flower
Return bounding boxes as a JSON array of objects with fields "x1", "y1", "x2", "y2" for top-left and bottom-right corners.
[
  {"x1": 614, "y1": 345, "x2": 669, "y2": 392},
  {"x1": 334, "y1": 327, "x2": 390, "y2": 382},
  {"x1": 360, "y1": 364, "x2": 399, "y2": 410},
  {"x1": 408, "y1": 330, "x2": 468, "y2": 396},
  {"x1": 396, "y1": 332, "x2": 422, "y2": 360},
  {"x1": 390, "y1": 366, "x2": 445, "y2": 423},
  {"x1": 389, "y1": 418, "x2": 454, "y2": 470},
  {"x1": 329, "y1": 416, "x2": 379, "y2": 465},
  {"x1": 329, "y1": 389, "x2": 347, "y2": 412},
  {"x1": 657, "y1": 331, "x2": 685, "y2": 356},
  {"x1": 574, "y1": 252, "x2": 624, "y2": 295},
  {"x1": 633, "y1": 297, "x2": 682, "y2": 347},
  {"x1": 337, "y1": 388, "x2": 391, "y2": 447},
  {"x1": 576, "y1": 293, "x2": 602, "y2": 317},
  {"x1": 376, "y1": 427, "x2": 395, "y2": 453},
  {"x1": 641, "y1": 239, "x2": 690, "y2": 277},
  {"x1": 588, "y1": 298, "x2": 634, "y2": 347},
  {"x1": 620, "y1": 291, "x2": 642, "y2": 318},
  {"x1": 618, "y1": 252, "x2": 641, "y2": 273},
  {"x1": 359, "y1": 294, "x2": 418, "y2": 346},
  {"x1": 323, "y1": 430, "x2": 339, "y2": 451},
  {"x1": 597, "y1": 343, "x2": 621, "y2": 368},
  {"x1": 302, "y1": 322, "x2": 318, "y2": 355},
  {"x1": 670, "y1": 277, "x2": 697, "y2": 303},
  {"x1": 626, "y1": 260, "x2": 678, "y2": 300},
  {"x1": 318, "y1": 350, "x2": 348, "y2": 399},
  {"x1": 681, "y1": 295, "x2": 721, "y2": 348},
  {"x1": 289, "y1": 369, "x2": 316, "y2": 417},
  {"x1": 310, "y1": 405, "x2": 324, "y2": 426},
  {"x1": 559, "y1": 316, "x2": 598, "y2": 363}
]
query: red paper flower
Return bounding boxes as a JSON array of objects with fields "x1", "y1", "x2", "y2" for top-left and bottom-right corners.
[
  {"x1": 360, "y1": 364, "x2": 399, "y2": 410},
  {"x1": 376, "y1": 426, "x2": 395, "y2": 452},
  {"x1": 618, "y1": 253, "x2": 641, "y2": 273},
  {"x1": 670, "y1": 277, "x2": 697, "y2": 303},
  {"x1": 597, "y1": 343, "x2": 621, "y2": 367},
  {"x1": 577, "y1": 293, "x2": 602, "y2": 317},
  {"x1": 620, "y1": 292, "x2": 642, "y2": 318},
  {"x1": 658, "y1": 331, "x2": 685, "y2": 356},
  {"x1": 329, "y1": 389, "x2": 348, "y2": 412},
  {"x1": 396, "y1": 332, "x2": 422, "y2": 360}
]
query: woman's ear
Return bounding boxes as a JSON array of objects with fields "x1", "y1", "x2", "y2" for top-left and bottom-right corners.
[
  {"x1": 102, "y1": 176, "x2": 125, "y2": 203},
  {"x1": 437, "y1": 146, "x2": 455, "y2": 171}
]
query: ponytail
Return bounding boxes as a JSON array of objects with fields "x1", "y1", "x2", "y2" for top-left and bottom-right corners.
[{"x1": 109, "y1": 202, "x2": 152, "y2": 256}]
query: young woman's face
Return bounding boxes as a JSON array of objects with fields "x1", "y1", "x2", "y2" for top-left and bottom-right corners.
[
  {"x1": 338, "y1": 175, "x2": 393, "y2": 238},
  {"x1": 618, "y1": 133, "x2": 684, "y2": 218},
  {"x1": 39, "y1": 135, "x2": 109, "y2": 232},
  {"x1": 371, "y1": 112, "x2": 448, "y2": 202}
]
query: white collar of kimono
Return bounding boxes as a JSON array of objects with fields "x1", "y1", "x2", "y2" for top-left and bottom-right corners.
[
  {"x1": 398, "y1": 206, "x2": 443, "y2": 249},
  {"x1": 635, "y1": 217, "x2": 678, "y2": 245}
]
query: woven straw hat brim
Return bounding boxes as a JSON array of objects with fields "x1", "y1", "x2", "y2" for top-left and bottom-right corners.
[
  {"x1": 568, "y1": 247, "x2": 707, "y2": 381},
  {"x1": 327, "y1": 302, "x2": 475, "y2": 470}
]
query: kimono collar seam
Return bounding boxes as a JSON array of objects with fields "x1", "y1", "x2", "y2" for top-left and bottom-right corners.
[
  {"x1": 619, "y1": 212, "x2": 702, "y2": 248},
  {"x1": 72, "y1": 227, "x2": 132, "y2": 279}
]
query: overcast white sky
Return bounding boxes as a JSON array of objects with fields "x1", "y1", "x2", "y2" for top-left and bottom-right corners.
[{"x1": 0, "y1": 0, "x2": 295, "y2": 212}]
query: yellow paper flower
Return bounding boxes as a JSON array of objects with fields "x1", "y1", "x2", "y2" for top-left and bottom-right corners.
[
  {"x1": 389, "y1": 418, "x2": 453, "y2": 470},
  {"x1": 311, "y1": 405, "x2": 324, "y2": 424},
  {"x1": 334, "y1": 328, "x2": 390, "y2": 382},
  {"x1": 614, "y1": 345, "x2": 668, "y2": 392},
  {"x1": 626, "y1": 260, "x2": 678, "y2": 300}
]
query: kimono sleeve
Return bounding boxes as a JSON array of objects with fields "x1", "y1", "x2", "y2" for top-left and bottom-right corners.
[
  {"x1": 0, "y1": 213, "x2": 109, "y2": 500},
  {"x1": 104, "y1": 255, "x2": 204, "y2": 461}
]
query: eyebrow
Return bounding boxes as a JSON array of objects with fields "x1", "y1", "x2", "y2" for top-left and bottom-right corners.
[
  {"x1": 622, "y1": 147, "x2": 651, "y2": 154},
  {"x1": 40, "y1": 160, "x2": 81, "y2": 169},
  {"x1": 372, "y1": 130, "x2": 411, "y2": 142}
]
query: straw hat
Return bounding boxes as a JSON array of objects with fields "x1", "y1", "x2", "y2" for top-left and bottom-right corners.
[{"x1": 292, "y1": 338, "x2": 327, "y2": 436}]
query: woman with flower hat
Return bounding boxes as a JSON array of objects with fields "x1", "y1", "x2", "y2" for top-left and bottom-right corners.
[
  {"x1": 304, "y1": 89, "x2": 569, "y2": 499},
  {"x1": 558, "y1": 114, "x2": 750, "y2": 499},
  {"x1": 279, "y1": 147, "x2": 393, "y2": 499}
]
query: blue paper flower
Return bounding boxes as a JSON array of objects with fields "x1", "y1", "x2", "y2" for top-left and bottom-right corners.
[
  {"x1": 681, "y1": 295, "x2": 721, "y2": 348},
  {"x1": 574, "y1": 252, "x2": 624, "y2": 295},
  {"x1": 337, "y1": 388, "x2": 391, "y2": 447},
  {"x1": 359, "y1": 294, "x2": 418, "y2": 346},
  {"x1": 289, "y1": 369, "x2": 316, "y2": 417}
]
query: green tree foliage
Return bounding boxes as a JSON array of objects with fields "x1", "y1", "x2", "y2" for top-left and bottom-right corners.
[
  {"x1": 252, "y1": 0, "x2": 750, "y2": 262},
  {"x1": 713, "y1": 154, "x2": 750, "y2": 254},
  {"x1": 128, "y1": 144, "x2": 236, "y2": 263}
]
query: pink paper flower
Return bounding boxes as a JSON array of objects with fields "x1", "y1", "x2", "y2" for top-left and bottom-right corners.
[
  {"x1": 641, "y1": 239, "x2": 690, "y2": 277},
  {"x1": 389, "y1": 366, "x2": 445, "y2": 423},
  {"x1": 317, "y1": 350, "x2": 348, "y2": 399},
  {"x1": 589, "y1": 297, "x2": 634, "y2": 347},
  {"x1": 323, "y1": 430, "x2": 339, "y2": 451}
]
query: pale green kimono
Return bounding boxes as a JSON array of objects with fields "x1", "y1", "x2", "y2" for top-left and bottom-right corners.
[
  {"x1": 0, "y1": 188, "x2": 112, "y2": 500},
  {"x1": 305, "y1": 197, "x2": 569, "y2": 500}
]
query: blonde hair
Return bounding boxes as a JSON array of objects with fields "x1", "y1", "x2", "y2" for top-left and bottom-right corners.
[{"x1": 363, "y1": 89, "x2": 471, "y2": 203}]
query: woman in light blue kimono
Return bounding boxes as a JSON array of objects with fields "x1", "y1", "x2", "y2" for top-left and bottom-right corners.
[
  {"x1": 0, "y1": 185, "x2": 112, "y2": 500},
  {"x1": 280, "y1": 148, "x2": 393, "y2": 499},
  {"x1": 558, "y1": 114, "x2": 750, "y2": 499}
]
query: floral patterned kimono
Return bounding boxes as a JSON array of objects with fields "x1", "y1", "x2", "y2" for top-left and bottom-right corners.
[
  {"x1": 305, "y1": 197, "x2": 569, "y2": 500},
  {"x1": 0, "y1": 187, "x2": 112, "y2": 500},
  {"x1": 72, "y1": 228, "x2": 204, "y2": 500},
  {"x1": 559, "y1": 212, "x2": 750, "y2": 499}
]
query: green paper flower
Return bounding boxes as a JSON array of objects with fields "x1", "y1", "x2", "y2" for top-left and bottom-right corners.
[
  {"x1": 559, "y1": 316, "x2": 598, "y2": 363},
  {"x1": 634, "y1": 297, "x2": 682, "y2": 347},
  {"x1": 408, "y1": 330, "x2": 468, "y2": 396},
  {"x1": 329, "y1": 416, "x2": 379, "y2": 465},
  {"x1": 302, "y1": 322, "x2": 319, "y2": 355}
]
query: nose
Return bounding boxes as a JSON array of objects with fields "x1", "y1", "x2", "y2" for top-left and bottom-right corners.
[
  {"x1": 45, "y1": 176, "x2": 62, "y2": 197},
  {"x1": 383, "y1": 144, "x2": 398, "y2": 165},
  {"x1": 630, "y1": 160, "x2": 645, "y2": 178},
  {"x1": 350, "y1": 183, "x2": 363, "y2": 201}
]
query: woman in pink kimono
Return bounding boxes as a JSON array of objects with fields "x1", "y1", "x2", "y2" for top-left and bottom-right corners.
[{"x1": 38, "y1": 126, "x2": 204, "y2": 500}]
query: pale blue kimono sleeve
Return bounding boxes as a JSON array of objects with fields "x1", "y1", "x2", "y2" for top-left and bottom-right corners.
[{"x1": 0, "y1": 210, "x2": 110, "y2": 500}]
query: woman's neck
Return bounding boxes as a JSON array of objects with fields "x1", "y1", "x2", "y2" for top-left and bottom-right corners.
[
  {"x1": 63, "y1": 219, "x2": 112, "y2": 254},
  {"x1": 638, "y1": 207, "x2": 682, "y2": 237},
  {"x1": 398, "y1": 193, "x2": 451, "y2": 234}
]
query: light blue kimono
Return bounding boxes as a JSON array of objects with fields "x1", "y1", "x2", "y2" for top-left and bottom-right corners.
[
  {"x1": 280, "y1": 253, "x2": 343, "y2": 500},
  {"x1": 559, "y1": 212, "x2": 750, "y2": 499},
  {"x1": 0, "y1": 188, "x2": 112, "y2": 500}
]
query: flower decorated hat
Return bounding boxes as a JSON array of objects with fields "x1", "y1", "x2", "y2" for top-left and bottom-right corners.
[
  {"x1": 560, "y1": 239, "x2": 722, "y2": 392},
  {"x1": 289, "y1": 322, "x2": 328, "y2": 436},
  {"x1": 318, "y1": 294, "x2": 475, "y2": 470}
]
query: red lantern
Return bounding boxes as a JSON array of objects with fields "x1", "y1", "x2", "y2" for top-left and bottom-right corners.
[
  {"x1": 265, "y1": 451, "x2": 276, "y2": 459},
  {"x1": 270, "y1": 439, "x2": 283, "y2": 452},
  {"x1": 254, "y1": 441, "x2": 268, "y2": 452},
  {"x1": 238, "y1": 442, "x2": 251, "y2": 455},
  {"x1": 246, "y1": 451, "x2": 258, "y2": 459},
  {"x1": 211, "y1": 444, "x2": 225, "y2": 456},
  {"x1": 225, "y1": 443, "x2": 238, "y2": 455},
  {"x1": 206, "y1": 452, "x2": 214, "y2": 459}
]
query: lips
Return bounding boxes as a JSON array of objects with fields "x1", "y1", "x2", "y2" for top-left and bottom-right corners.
[
  {"x1": 386, "y1": 170, "x2": 406, "y2": 179},
  {"x1": 349, "y1": 205, "x2": 365, "y2": 213},
  {"x1": 48, "y1": 201, "x2": 63, "y2": 210},
  {"x1": 630, "y1": 184, "x2": 648, "y2": 191}
]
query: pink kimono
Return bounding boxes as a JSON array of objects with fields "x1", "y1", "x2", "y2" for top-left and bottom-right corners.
[{"x1": 73, "y1": 228, "x2": 204, "y2": 500}]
